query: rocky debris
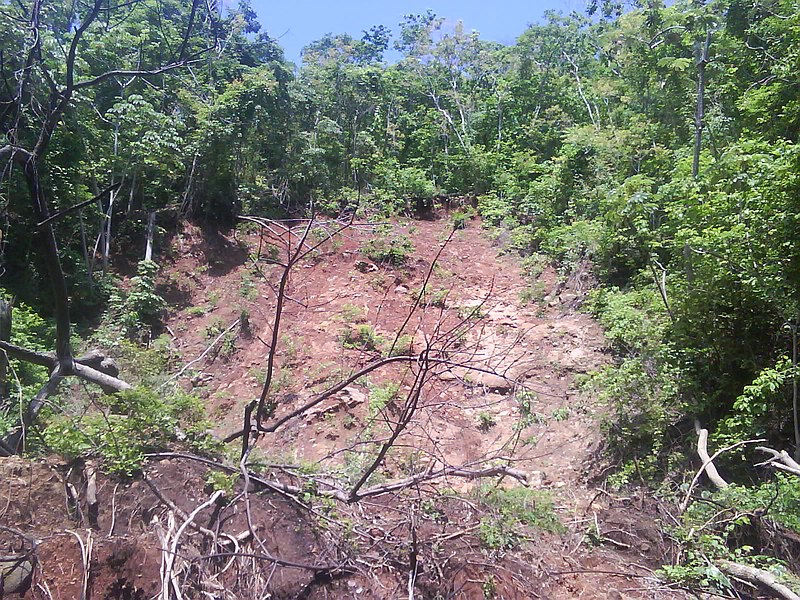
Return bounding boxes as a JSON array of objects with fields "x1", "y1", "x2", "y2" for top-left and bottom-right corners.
[
  {"x1": 304, "y1": 386, "x2": 366, "y2": 422},
  {"x1": 354, "y1": 260, "x2": 378, "y2": 273},
  {"x1": 0, "y1": 557, "x2": 33, "y2": 595},
  {"x1": 472, "y1": 371, "x2": 514, "y2": 394}
]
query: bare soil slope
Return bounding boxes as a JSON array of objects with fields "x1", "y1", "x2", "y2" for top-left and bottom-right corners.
[{"x1": 0, "y1": 213, "x2": 685, "y2": 599}]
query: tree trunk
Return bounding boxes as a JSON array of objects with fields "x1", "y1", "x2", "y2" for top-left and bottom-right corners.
[
  {"x1": 693, "y1": 31, "x2": 711, "y2": 179},
  {"x1": 145, "y1": 211, "x2": 156, "y2": 261},
  {"x1": 0, "y1": 298, "x2": 11, "y2": 401}
]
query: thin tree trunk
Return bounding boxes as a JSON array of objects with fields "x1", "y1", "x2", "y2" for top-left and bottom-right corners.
[
  {"x1": 102, "y1": 188, "x2": 115, "y2": 274},
  {"x1": 79, "y1": 209, "x2": 93, "y2": 290},
  {"x1": 792, "y1": 320, "x2": 799, "y2": 461},
  {"x1": 0, "y1": 298, "x2": 11, "y2": 401},
  {"x1": 145, "y1": 211, "x2": 156, "y2": 261},
  {"x1": 693, "y1": 31, "x2": 711, "y2": 179}
]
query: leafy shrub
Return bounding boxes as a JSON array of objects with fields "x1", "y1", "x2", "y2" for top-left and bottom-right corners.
[
  {"x1": 475, "y1": 486, "x2": 563, "y2": 550},
  {"x1": 583, "y1": 287, "x2": 684, "y2": 478},
  {"x1": 340, "y1": 324, "x2": 384, "y2": 352},
  {"x1": 380, "y1": 166, "x2": 436, "y2": 200},
  {"x1": 361, "y1": 225, "x2": 415, "y2": 266},
  {"x1": 477, "y1": 193, "x2": 515, "y2": 228},
  {"x1": 662, "y1": 478, "x2": 800, "y2": 594},
  {"x1": 540, "y1": 220, "x2": 604, "y2": 275},
  {"x1": 41, "y1": 387, "x2": 214, "y2": 476},
  {"x1": 0, "y1": 299, "x2": 54, "y2": 434},
  {"x1": 110, "y1": 260, "x2": 166, "y2": 337}
]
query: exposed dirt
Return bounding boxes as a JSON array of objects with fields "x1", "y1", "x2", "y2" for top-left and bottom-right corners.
[{"x1": 0, "y1": 212, "x2": 688, "y2": 598}]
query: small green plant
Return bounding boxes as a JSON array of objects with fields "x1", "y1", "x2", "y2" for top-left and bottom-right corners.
[
  {"x1": 386, "y1": 334, "x2": 413, "y2": 357},
  {"x1": 361, "y1": 225, "x2": 415, "y2": 266},
  {"x1": 239, "y1": 273, "x2": 258, "y2": 300},
  {"x1": 476, "y1": 486, "x2": 563, "y2": 551},
  {"x1": 219, "y1": 331, "x2": 237, "y2": 359},
  {"x1": 368, "y1": 382, "x2": 400, "y2": 420},
  {"x1": 279, "y1": 333, "x2": 300, "y2": 363},
  {"x1": 339, "y1": 303, "x2": 366, "y2": 323},
  {"x1": 551, "y1": 407, "x2": 570, "y2": 421},
  {"x1": 417, "y1": 286, "x2": 449, "y2": 308},
  {"x1": 239, "y1": 308, "x2": 251, "y2": 336},
  {"x1": 271, "y1": 368, "x2": 293, "y2": 392},
  {"x1": 451, "y1": 207, "x2": 476, "y2": 230},
  {"x1": 457, "y1": 304, "x2": 487, "y2": 320},
  {"x1": 477, "y1": 411, "x2": 496, "y2": 432},
  {"x1": 481, "y1": 575, "x2": 497, "y2": 599},
  {"x1": 367, "y1": 273, "x2": 387, "y2": 290},
  {"x1": 186, "y1": 306, "x2": 206, "y2": 317},
  {"x1": 514, "y1": 390, "x2": 547, "y2": 429},
  {"x1": 204, "y1": 470, "x2": 239, "y2": 498},
  {"x1": 340, "y1": 324, "x2": 384, "y2": 352},
  {"x1": 519, "y1": 282, "x2": 547, "y2": 306},
  {"x1": 205, "y1": 317, "x2": 225, "y2": 339},
  {"x1": 206, "y1": 290, "x2": 221, "y2": 307}
]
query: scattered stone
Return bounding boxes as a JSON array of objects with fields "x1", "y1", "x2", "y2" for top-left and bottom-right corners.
[
  {"x1": 474, "y1": 372, "x2": 513, "y2": 393},
  {"x1": 529, "y1": 470, "x2": 546, "y2": 487},
  {"x1": 0, "y1": 557, "x2": 33, "y2": 595},
  {"x1": 354, "y1": 260, "x2": 378, "y2": 273}
]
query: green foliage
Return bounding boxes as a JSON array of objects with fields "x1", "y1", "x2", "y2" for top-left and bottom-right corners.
[
  {"x1": 451, "y1": 207, "x2": 476, "y2": 230},
  {"x1": 110, "y1": 261, "x2": 166, "y2": 338},
  {"x1": 475, "y1": 486, "x2": 563, "y2": 550},
  {"x1": 204, "y1": 470, "x2": 239, "y2": 498},
  {"x1": 386, "y1": 334, "x2": 413, "y2": 357},
  {"x1": 361, "y1": 226, "x2": 415, "y2": 266},
  {"x1": 340, "y1": 324, "x2": 384, "y2": 352},
  {"x1": 583, "y1": 288, "x2": 683, "y2": 471},
  {"x1": 41, "y1": 387, "x2": 213, "y2": 476},
  {"x1": 367, "y1": 382, "x2": 399, "y2": 420},
  {"x1": 339, "y1": 303, "x2": 366, "y2": 323},
  {"x1": 715, "y1": 358, "x2": 792, "y2": 448},
  {"x1": 663, "y1": 479, "x2": 800, "y2": 594},
  {"x1": 477, "y1": 411, "x2": 496, "y2": 431},
  {"x1": 416, "y1": 285, "x2": 449, "y2": 308},
  {"x1": 0, "y1": 299, "x2": 54, "y2": 434}
]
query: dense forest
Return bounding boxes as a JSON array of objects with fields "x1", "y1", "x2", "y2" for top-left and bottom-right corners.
[{"x1": 2, "y1": 0, "x2": 800, "y2": 597}]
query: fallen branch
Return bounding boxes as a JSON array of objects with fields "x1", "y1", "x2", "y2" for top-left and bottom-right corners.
[
  {"x1": 679, "y1": 425, "x2": 765, "y2": 513},
  {"x1": 159, "y1": 319, "x2": 239, "y2": 388},
  {"x1": 352, "y1": 464, "x2": 528, "y2": 502},
  {"x1": 695, "y1": 421, "x2": 729, "y2": 490},
  {"x1": 756, "y1": 447, "x2": 800, "y2": 477},
  {"x1": 717, "y1": 560, "x2": 800, "y2": 600},
  {"x1": 163, "y1": 491, "x2": 223, "y2": 600},
  {"x1": 146, "y1": 452, "x2": 528, "y2": 504}
]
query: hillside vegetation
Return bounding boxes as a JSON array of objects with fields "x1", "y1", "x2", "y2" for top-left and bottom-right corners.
[{"x1": 1, "y1": 0, "x2": 800, "y2": 597}]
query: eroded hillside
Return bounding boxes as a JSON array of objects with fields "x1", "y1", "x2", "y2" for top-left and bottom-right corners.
[{"x1": 1, "y1": 213, "x2": 686, "y2": 599}]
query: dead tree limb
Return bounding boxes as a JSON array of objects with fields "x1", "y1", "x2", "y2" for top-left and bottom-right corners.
[
  {"x1": 756, "y1": 447, "x2": 800, "y2": 477},
  {"x1": 680, "y1": 424, "x2": 765, "y2": 513},
  {"x1": 717, "y1": 560, "x2": 800, "y2": 600},
  {"x1": 695, "y1": 421, "x2": 730, "y2": 490}
]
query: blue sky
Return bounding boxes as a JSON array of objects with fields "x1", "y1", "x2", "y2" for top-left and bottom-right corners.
[{"x1": 249, "y1": 0, "x2": 581, "y2": 65}]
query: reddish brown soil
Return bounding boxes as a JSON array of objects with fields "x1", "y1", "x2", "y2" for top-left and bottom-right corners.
[{"x1": 0, "y1": 212, "x2": 687, "y2": 599}]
